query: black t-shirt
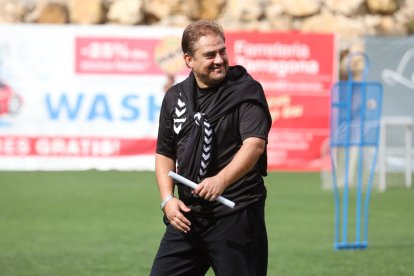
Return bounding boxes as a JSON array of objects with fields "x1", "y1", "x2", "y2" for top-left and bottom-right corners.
[{"x1": 157, "y1": 79, "x2": 270, "y2": 217}]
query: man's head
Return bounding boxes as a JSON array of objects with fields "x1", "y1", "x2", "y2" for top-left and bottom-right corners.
[{"x1": 182, "y1": 20, "x2": 229, "y2": 88}]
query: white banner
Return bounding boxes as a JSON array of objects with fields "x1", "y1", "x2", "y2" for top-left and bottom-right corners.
[
  {"x1": 0, "y1": 24, "x2": 188, "y2": 170},
  {"x1": 365, "y1": 36, "x2": 414, "y2": 119}
]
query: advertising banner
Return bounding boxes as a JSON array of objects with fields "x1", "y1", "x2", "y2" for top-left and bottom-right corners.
[
  {"x1": 0, "y1": 25, "x2": 188, "y2": 170},
  {"x1": 0, "y1": 25, "x2": 336, "y2": 171},
  {"x1": 226, "y1": 32, "x2": 337, "y2": 171},
  {"x1": 365, "y1": 36, "x2": 414, "y2": 119}
]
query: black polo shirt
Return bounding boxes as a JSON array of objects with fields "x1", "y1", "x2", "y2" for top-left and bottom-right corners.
[{"x1": 156, "y1": 76, "x2": 270, "y2": 217}]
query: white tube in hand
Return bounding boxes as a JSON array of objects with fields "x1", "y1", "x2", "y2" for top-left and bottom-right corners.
[{"x1": 168, "y1": 171, "x2": 235, "y2": 209}]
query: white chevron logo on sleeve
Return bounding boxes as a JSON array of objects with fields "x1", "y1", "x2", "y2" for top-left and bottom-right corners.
[
  {"x1": 202, "y1": 153, "x2": 210, "y2": 160},
  {"x1": 174, "y1": 117, "x2": 187, "y2": 123},
  {"x1": 177, "y1": 99, "x2": 185, "y2": 108},
  {"x1": 174, "y1": 118, "x2": 186, "y2": 123},
  {"x1": 173, "y1": 124, "x2": 182, "y2": 134},
  {"x1": 175, "y1": 107, "x2": 186, "y2": 117},
  {"x1": 173, "y1": 94, "x2": 187, "y2": 135}
]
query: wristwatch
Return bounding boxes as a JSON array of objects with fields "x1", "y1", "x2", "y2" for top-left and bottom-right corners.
[{"x1": 160, "y1": 194, "x2": 175, "y2": 211}]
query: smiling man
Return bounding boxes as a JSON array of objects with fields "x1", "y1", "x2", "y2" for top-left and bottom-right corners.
[{"x1": 150, "y1": 20, "x2": 272, "y2": 276}]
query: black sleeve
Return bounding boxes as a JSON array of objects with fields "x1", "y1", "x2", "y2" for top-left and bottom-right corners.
[
  {"x1": 156, "y1": 92, "x2": 177, "y2": 160},
  {"x1": 239, "y1": 101, "x2": 270, "y2": 142}
]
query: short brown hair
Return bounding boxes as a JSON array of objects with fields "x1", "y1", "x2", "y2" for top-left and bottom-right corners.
[{"x1": 181, "y1": 20, "x2": 225, "y2": 56}]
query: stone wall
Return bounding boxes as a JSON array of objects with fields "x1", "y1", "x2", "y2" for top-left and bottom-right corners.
[{"x1": 1, "y1": 0, "x2": 413, "y2": 78}]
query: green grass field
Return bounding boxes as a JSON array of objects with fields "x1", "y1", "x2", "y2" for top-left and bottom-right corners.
[{"x1": 0, "y1": 171, "x2": 413, "y2": 276}]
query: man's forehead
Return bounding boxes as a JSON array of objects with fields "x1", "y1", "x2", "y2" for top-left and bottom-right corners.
[{"x1": 194, "y1": 35, "x2": 225, "y2": 53}]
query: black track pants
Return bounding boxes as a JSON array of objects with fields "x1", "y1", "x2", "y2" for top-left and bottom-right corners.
[{"x1": 150, "y1": 202, "x2": 268, "y2": 276}]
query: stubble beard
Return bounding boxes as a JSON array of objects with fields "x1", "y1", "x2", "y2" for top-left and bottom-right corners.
[{"x1": 209, "y1": 65, "x2": 228, "y2": 84}]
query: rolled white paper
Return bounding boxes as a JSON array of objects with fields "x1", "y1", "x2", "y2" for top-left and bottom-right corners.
[{"x1": 168, "y1": 171, "x2": 235, "y2": 209}]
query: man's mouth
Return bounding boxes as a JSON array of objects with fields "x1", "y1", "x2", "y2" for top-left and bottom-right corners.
[{"x1": 211, "y1": 67, "x2": 223, "y2": 72}]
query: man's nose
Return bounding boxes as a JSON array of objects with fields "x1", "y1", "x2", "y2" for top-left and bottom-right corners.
[{"x1": 213, "y1": 53, "x2": 223, "y2": 64}]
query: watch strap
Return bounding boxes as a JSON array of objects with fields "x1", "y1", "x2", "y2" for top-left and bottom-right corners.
[{"x1": 160, "y1": 194, "x2": 175, "y2": 211}]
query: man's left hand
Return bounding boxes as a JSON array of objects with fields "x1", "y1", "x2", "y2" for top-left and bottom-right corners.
[{"x1": 193, "y1": 175, "x2": 226, "y2": 202}]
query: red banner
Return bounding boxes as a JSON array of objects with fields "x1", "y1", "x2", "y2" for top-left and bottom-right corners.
[
  {"x1": 0, "y1": 136, "x2": 156, "y2": 157},
  {"x1": 226, "y1": 32, "x2": 337, "y2": 171}
]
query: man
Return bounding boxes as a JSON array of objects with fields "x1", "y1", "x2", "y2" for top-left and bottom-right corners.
[{"x1": 150, "y1": 20, "x2": 272, "y2": 276}]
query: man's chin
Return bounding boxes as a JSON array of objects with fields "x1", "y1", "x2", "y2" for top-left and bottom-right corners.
[
  {"x1": 211, "y1": 71, "x2": 226, "y2": 81},
  {"x1": 210, "y1": 76, "x2": 225, "y2": 86},
  {"x1": 211, "y1": 66, "x2": 228, "y2": 74}
]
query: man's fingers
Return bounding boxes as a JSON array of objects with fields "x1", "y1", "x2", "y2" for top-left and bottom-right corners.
[
  {"x1": 172, "y1": 215, "x2": 191, "y2": 233},
  {"x1": 192, "y1": 180, "x2": 220, "y2": 201},
  {"x1": 193, "y1": 182, "x2": 204, "y2": 196},
  {"x1": 178, "y1": 201, "x2": 191, "y2": 212},
  {"x1": 164, "y1": 199, "x2": 192, "y2": 233},
  {"x1": 177, "y1": 215, "x2": 191, "y2": 226},
  {"x1": 197, "y1": 185, "x2": 210, "y2": 198},
  {"x1": 200, "y1": 189, "x2": 218, "y2": 201}
]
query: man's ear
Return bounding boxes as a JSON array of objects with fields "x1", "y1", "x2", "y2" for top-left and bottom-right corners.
[{"x1": 183, "y1": 53, "x2": 192, "y2": 69}]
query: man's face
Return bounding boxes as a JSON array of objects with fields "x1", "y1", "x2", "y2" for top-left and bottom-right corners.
[{"x1": 184, "y1": 34, "x2": 229, "y2": 88}]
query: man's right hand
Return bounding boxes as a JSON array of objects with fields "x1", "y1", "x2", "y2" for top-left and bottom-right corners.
[{"x1": 164, "y1": 198, "x2": 191, "y2": 233}]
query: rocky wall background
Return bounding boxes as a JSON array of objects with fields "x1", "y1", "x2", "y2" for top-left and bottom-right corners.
[{"x1": 1, "y1": 0, "x2": 414, "y2": 79}]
